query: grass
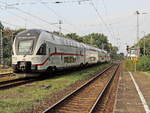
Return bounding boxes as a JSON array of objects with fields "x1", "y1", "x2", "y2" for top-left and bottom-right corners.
[
  {"x1": 0, "y1": 63, "x2": 110, "y2": 113},
  {"x1": 123, "y1": 59, "x2": 135, "y2": 72},
  {"x1": 144, "y1": 71, "x2": 150, "y2": 74}
]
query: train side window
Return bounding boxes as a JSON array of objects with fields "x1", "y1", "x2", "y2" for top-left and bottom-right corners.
[
  {"x1": 49, "y1": 48, "x2": 51, "y2": 53},
  {"x1": 61, "y1": 55, "x2": 63, "y2": 61},
  {"x1": 80, "y1": 50, "x2": 82, "y2": 55},
  {"x1": 55, "y1": 47, "x2": 57, "y2": 53},
  {"x1": 36, "y1": 43, "x2": 46, "y2": 55}
]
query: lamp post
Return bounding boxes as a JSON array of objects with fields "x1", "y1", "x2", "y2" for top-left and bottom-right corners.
[
  {"x1": 141, "y1": 31, "x2": 146, "y2": 56},
  {"x1": 136, "y1": 11, "x2": 140, "y2": 57},
  {"x1": 0, "y1": 22, "x2": 4, "y2": 66},
  {"x1": 135, "y1": 11, "x2": 148, "y2": 57},
  {"x1": 51, "y1": 20, "x2": 62, "y2": 35}
]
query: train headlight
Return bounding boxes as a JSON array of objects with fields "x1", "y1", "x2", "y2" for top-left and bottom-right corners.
[
  {"x1": 31, "y1": 65, "x2": 37, "y2": 70},
  {"x1": 31, "y1": 57, "x2": 42, "y2": 64}
]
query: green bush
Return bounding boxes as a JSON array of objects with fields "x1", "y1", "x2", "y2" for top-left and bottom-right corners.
[
  {"x1": 137, "y1": 56, "x2": 150, "y2": 71},
  {"x1": 3, "y1": 58, "x2": 11, "y2": 67}
]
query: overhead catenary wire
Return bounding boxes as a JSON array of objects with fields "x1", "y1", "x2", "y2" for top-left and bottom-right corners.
[
  {"x1": 0, "y1": 0, "x2": 117, "y2": 37},
  {"x1": 39, "y1": 0, "x2": 81, "y2": 33},
  {"x1": 0, "y1": 1, "x2": 72, "y2": 33},
  {"x1": 0, "y1": 8, "x2": 47, "y2": 29},
  {"x1": 0, "y1": 4, "x2": 48, "y2": 29},
  {"x1": 14, "y1": 8, "x2": 72, "y2": 33},
  {"x1": 2, "y1": 0, "x2": 91, "y2": 33},
  {"x1": 17, "y1": 0, "x2": 86, "y2": 33},
  {"x1": 4, "y1": 0, "x2": 91, "y2": 6},
  {"x1": 90, "y1": 0, "x2": 114, "y2": 42},
  {"x1": 101, "y1": 0, "x2": 108, "y2": 16},
  {"x1": 0, "y1": 19, "x2": 24, "y2": 28}
]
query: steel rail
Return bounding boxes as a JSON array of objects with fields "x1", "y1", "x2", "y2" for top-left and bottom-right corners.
[
  {"x1": 0, "y1": 73, "x2": 14, "y2": 77},
  {"x1": 0, "y1": 77, "x2": 38, "y2": 90},
  {"x1": 89, "y1": 63, "x2": 120, "y2": 113},
  {"x1": 43, "y1": 64, "x2": 116, "y2": 113}
]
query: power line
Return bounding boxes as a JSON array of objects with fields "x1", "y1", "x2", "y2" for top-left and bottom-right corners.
[
  {"x1": 3, "y1": 0, "x2": 91, "y2": 6},
  {"x1": 0, "y1": 1, "x2": 72, "y2": 33},
  {"x1": 52, "y1": 0, "x2": 91, "y2": 4},
  {"x1": 4, "y1": 0, "x2": 85, "y2": 33},
  {"x1": 39, "y1": 0, "x2": 81, "y2": 33},
  {"x1": 90, "y1": 1, "x2": 114, "y2": 39},
  {"x1": 15, "y1": 7, "x2": 72, "y2": 32},
  {"x1": 1, "y1": 20, "x2": 23, "y2": 28},
  {"x1": 1, "y1": 9, "x2": 47, "y2": 29},
  {"x1": 101, "y1": 0, "x2": 108, "y2": 16}
]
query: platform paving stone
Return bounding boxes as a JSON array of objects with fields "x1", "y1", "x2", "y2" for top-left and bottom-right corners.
[
  {"x1": 114, "y1": 72, "x2": 145, "y2": 113},
  {"x1": 132, "y1": 72, "x2": 150, "y2": 109}
]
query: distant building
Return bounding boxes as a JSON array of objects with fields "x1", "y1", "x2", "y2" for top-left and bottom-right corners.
[{"x1": 127, "y1": 48, "x2": 140, "y2": 59}]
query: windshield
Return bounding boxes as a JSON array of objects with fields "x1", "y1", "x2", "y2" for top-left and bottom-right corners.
[
  {"x1": 18, "y1": 40, "x2": 34, "y2": 54},
  {"x1": 14, "y1": 30, "x2": 41, "y2": 55}
]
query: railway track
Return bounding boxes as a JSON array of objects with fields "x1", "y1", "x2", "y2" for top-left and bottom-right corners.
[
  {"x1": 43, "y1": 64, "x2": 120, "y2": 113},
  {"x1": 0, "y1": 73, "x2": 14, "y2": 78},
  {"x1": 0, "y1": 76, "x2": 40, "y2": 90},
  {"x1": 0, "y1": 64, "x2": 109, "y2": 90}
]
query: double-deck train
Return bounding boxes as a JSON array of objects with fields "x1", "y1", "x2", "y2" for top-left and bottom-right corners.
[{"x1": 12, "y1": 29, "x2": 111, "y2": 73}]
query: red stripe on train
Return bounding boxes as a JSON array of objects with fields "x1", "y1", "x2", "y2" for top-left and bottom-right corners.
[
  {"x1": 34, "y1": 52, "x2": 110, "y2": 66},
  {"x1": 34, "y1": 52, "x2": 84, "y2": 66},
  {"x1": 49, "y1": 52, "x2": 84, "y2": 56}
]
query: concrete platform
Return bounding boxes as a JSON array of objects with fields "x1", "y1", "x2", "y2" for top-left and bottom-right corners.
[{"x1": 113, "y1": 72, "x2": 150, "y2": 113}]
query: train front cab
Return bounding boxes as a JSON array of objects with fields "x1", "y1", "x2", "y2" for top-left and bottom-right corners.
[{"x1": 12, "y1": 30, "x2": 47, "y2": 73}]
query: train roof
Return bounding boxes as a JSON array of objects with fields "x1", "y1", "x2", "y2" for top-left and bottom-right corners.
[
  {"x1": 16, "y1": 29, "x2": 104, "y2": 52},
  {"x1": 16, "y1": 29, "x2": 42, "y2": 37}
]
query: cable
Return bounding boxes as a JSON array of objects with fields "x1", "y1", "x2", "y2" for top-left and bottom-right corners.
[
  {"x1": 4, "y1": 0, "x2": 84, "y2": 33},
  {"x1": 0, "y1": 1, "x2": 72, "y2": 33},
  {"x1": 4, "y1": 0, "x2": 91, "y2": 6},
  {"x1": 16, "y1": 8, "x2": 72, "y2": 32},
  {"x1": 39, "y1": 0, "x2": 81, "y2": 33},
  {"x1": 1, "y1": 20, "x2": 23, "y2": 28},
  {"x1": 90, "y1": 1, "x2": 114, "y2": 40},
  {"x1": 101, "y1": 0, "x2": 108, "y2": 16},
  {"x1": 0, "y1": 5, "x2": 50, "y2": 29}
]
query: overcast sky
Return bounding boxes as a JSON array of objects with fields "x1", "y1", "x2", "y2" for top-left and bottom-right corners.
[{"x1": 0, "y1": 0, "x2": 150, "y2": 53}]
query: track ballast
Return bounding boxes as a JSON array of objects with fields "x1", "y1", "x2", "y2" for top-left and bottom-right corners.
[{"x1": 43, "y1": 64, "x2": 120, "y2": 113}]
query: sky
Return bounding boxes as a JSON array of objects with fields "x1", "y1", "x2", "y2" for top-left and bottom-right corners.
[{"x1": 0, "y1": 0, "x2": 150, "y2": 53}]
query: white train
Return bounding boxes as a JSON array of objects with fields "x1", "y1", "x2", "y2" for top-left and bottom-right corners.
[{"x1": 12, "y1": 29, "x2": 110, "y2": 73}]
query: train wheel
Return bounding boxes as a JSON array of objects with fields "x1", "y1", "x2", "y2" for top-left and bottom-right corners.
[
  {"x1": 79, "y1": 63, "x2": 84, "y2": 69},
  {"x1": 13, "y1": 69, "x2": 20, "y2": 73},
  {"x1": 45, "y1": 67, "x2": 53, "y2": 75}
]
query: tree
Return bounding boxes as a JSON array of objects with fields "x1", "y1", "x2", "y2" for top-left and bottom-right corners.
[
  {"x1": 135, "y1": 34, "x2": 150, "y2": 56},
  {"x1": 65, "y1": 33, "x2": 83, "y2": 42},
  {"x1": 83, "y1": 33, "x2": 108, "y2": 48},
  {"x1": 3, "y1": 28, "x2": 26, "y2": 66},
  {"x1": 82, "y1": 33, "x2": 118, "y2": 53},
  {"x1": 52, "y1": 31, "x2": 64, "y2": 37},
  {"x1": 3, "y1": 28, "x2": 14, "y2": 66}
]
